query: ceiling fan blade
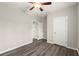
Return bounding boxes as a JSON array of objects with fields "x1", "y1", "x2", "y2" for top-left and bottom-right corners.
[
  {"x1": 29, "y1": 6, "x2": 34, "y2": 10},
  {"x1": 41, "y1": 2, "x2": 52, "y2": 5},
  {"x1": 28, "y1": 2, "x2": 33, "y2": 4},
  {"x1": 39, "y1": 7, "x2": 43, "y2": 11}
]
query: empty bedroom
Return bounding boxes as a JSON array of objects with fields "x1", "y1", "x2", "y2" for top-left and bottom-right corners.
[{"x1": 0, "y1": 2, "x2": 79, "y2": 56}]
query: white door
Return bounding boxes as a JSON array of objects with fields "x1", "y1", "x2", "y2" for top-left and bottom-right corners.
[{"x1": 53, "y1": 16, "x2": 68, "y2": 46}]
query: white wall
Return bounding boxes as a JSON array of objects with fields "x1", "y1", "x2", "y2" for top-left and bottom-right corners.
[
  {"x1": 0, "y1": 3, "x2": 33, "y2": 54},
  {"x1": 47, "y1": 4, "x2": 78, "y2": 48}
]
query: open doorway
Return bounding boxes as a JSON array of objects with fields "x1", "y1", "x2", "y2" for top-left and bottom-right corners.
[{"x1": 32, "y1": 20, "x2": 43, "y2": 40}]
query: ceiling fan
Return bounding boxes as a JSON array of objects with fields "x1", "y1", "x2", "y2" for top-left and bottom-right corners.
[{"x1": 28, "y1": 2, "x2": 52, "y2": 11}]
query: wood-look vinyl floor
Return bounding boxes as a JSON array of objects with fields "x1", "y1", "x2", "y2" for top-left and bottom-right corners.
[{"x1": 0, "y1": 39, "x2": 78, "y2": 56}]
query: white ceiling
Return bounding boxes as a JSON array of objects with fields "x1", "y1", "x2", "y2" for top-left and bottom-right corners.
[
  {"x1": 1, "y1": 2, "x2": 77, "y2": 17},
  {"x1": 43, "y1": 2, "x2": 77, "y2": 12}
]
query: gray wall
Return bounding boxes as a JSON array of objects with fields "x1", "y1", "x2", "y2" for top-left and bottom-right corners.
[
  {"x1": 47, "y1": 4, "x2": 78, "y2": 48},
  {"x1": 78, "y1": 3, "x2": 79, "y2": 50},
  {"x1": 43, "y1": 16, "x2": 47, "y2": 39},
  {"x1": 37, "y1": 16, "x2": 47, "y2": 39},
  {"x1": 0, "y1": 3, "x2": 33, "y2": 54}
]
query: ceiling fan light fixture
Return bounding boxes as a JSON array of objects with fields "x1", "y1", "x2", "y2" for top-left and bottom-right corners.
[
  {"x1": 28, "y1": 2, "x2": 52, "y2": 12},
  {"x1": 34, "y1": 3, "x2": 41, "y2": 8}
]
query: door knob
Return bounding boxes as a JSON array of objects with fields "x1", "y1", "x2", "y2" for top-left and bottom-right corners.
[{"x1": 54, "y1": 32, "x2": 56, "y2": 34}]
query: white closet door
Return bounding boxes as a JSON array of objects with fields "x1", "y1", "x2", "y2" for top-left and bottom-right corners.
[{"x1": 53, "y1": 16, "x2": 68, "y2": 46}]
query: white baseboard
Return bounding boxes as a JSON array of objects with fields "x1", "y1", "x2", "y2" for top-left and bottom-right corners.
[
  {"x1": 47, "y1": 41, "x2": 79, "y2": 54},
  {"x1": 77, "y1": 49, "x2": 79, "y2": 55},
  {"x1": 0, "y1": 40, "x2": 33, "y2": 54},
  {"x1": 1, "y1": 40, "x2": 78, "y2": 55},
  {"x1": 66, "y1": 46, "x2": 79, "y2": 55},
  {"x1": 66, "y1": 46, "x2": 78, "y2": 50},
  {"x1": 47, "y1": 40, "x2": 54, "y2": 44}
]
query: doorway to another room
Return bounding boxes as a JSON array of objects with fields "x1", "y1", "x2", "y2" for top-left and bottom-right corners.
[{"x1": 32, "y1": 20, "x2": 43, "y2": 40}]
